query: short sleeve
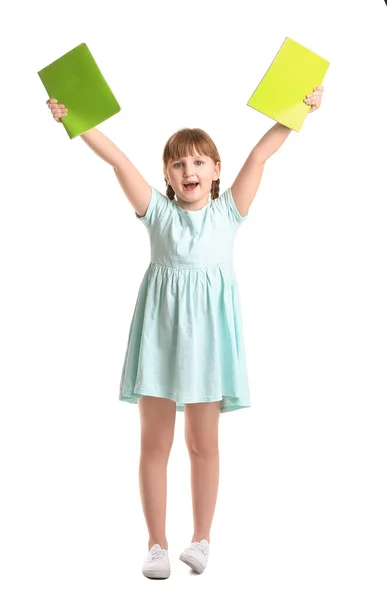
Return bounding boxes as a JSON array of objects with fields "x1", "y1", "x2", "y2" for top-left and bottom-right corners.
[
  {"x1": 135, "y1": 187, "x2": 170, "y2": 229},
  {"x1": 216, "y1": 187, "x2": 249, "y2": 226}
]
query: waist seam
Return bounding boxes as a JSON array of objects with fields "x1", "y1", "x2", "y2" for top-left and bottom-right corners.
[{"x1": 150, "y1": 260, "x2": 233, "y2": 270}]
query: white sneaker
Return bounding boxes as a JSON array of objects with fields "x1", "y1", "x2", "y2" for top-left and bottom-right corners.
[
  {"x1": 179, "y1": 539, "x2": 210, "y2": 574},
  {"x1": 142, "y1": 544, "x2": 170, "y2": 579}
]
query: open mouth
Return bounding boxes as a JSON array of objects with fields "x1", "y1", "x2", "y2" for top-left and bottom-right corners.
[{"x1": 183, "y1": 182, "x2": 199, "y2": 191}]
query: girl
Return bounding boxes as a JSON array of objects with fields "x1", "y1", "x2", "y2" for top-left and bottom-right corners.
[{"x1": 46, "y1": 86, "x2": 324, "y2": 579}]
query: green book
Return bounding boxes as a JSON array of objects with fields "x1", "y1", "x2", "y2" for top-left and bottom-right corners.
[
  {"x1": 38, "y1": 43, "x2": 121, "y2": 139},
  {"x1": 247, "y1": 37, "x2": 330, "y2": 132}
]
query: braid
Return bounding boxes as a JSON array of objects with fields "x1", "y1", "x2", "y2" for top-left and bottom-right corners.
[
  {"x1": 211, "y1": 178, "x2": 220, "y2": 199},
  {"x1": 164, "y1": 178, "x2": 221, "y2": 201},
  {"x1": 165, "y1": 179, "x2": 175, "y2": 201}
]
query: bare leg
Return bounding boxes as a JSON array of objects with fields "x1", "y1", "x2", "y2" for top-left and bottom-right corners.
[
  {"x1": 184, "y1": 401, "x2": 221, "y2": 543},
  {"x1": 138, "y1": 396, "x2": 176, "y2": 550}
]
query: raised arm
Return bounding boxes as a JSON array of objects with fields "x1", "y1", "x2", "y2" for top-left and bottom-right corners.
[
  {"x1": 80, "y1": 128, "x2": 151, "y2": 217},
  {"x1": 231, "y1": 123, "x2": 291, "y2": 217},
  {"x1": 232, "y1": 86, "x2": 324, "y2": 217},
  {"x1": 46, "y1": 99, "x2": 151, "y2": 217}
]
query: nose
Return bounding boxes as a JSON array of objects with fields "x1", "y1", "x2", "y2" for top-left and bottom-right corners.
[{"x1": 183, "y1": 160, "x2": 196, "y2": 178}]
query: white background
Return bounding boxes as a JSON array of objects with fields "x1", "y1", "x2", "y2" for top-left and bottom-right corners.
[{"x1": 1, "y1": 0, "x2": 386, "y2": 597}]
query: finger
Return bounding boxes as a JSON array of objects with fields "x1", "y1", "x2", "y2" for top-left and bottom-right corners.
[{"x1": 306, "y1": 96, "x2": 321, "y2": 105}]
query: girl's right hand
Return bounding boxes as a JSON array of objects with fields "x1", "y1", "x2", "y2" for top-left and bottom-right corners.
[{"x1": 46, "y1": 98, "x2": 68, "y2": 122}]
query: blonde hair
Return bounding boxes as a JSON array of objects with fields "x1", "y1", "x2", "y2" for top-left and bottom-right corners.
[{"x1": 162, "y1": 128, "x2": 221, "y2": 201}]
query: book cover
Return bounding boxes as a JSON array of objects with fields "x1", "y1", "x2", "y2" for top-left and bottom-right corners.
[
  {"x1": 38, "y1": 43, "x2": 121, "y2": 139},
  {"x1": 247, "y1": 37, "x2": 330, "y2": 132}
]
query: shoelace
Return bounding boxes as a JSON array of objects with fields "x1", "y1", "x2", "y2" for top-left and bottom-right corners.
[
  {"x1": 150, "y1": 548, "x2": 167, "y2": 561},
  {"x1": 190, "y1": 542, "x2": 209, "y2": 557}
]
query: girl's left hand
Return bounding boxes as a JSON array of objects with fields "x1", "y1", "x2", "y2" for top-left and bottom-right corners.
[{"x1": 304, "y1": 86, "x2": 324, "y2": 113}]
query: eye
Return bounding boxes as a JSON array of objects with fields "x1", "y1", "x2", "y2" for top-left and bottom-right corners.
[{"x1": 174, "y1": 160, "x2": 204, "y2": 167}]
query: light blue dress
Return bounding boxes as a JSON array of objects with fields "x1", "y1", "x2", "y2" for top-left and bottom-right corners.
[{"x1": 119, "y1": 186, "x2": 250, "y2": 413}]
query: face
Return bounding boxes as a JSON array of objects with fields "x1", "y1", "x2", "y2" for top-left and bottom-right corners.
[{"x1": 165, "y1": 149, "x2": 221, "y2": 206}]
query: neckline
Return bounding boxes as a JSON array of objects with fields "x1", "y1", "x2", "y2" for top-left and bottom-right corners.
[{"x1": 176, "y1": 199, "x2": 212, "y2": 214}]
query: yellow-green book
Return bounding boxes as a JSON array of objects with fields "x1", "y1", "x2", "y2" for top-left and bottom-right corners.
[
  {"x1": 247, "y1": 37, "x2": 330, "y2": 132},
  {"x1": 38, "y1": 43, "x2": 121, "y2": 139}
]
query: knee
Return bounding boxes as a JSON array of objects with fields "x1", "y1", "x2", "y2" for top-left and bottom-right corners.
[
  {"x1": 141, "y1": 434, "x2": 174, "y2": 458},
  {"x1": 185, "y1": 434, "x2": 218, "y2": 458}
]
